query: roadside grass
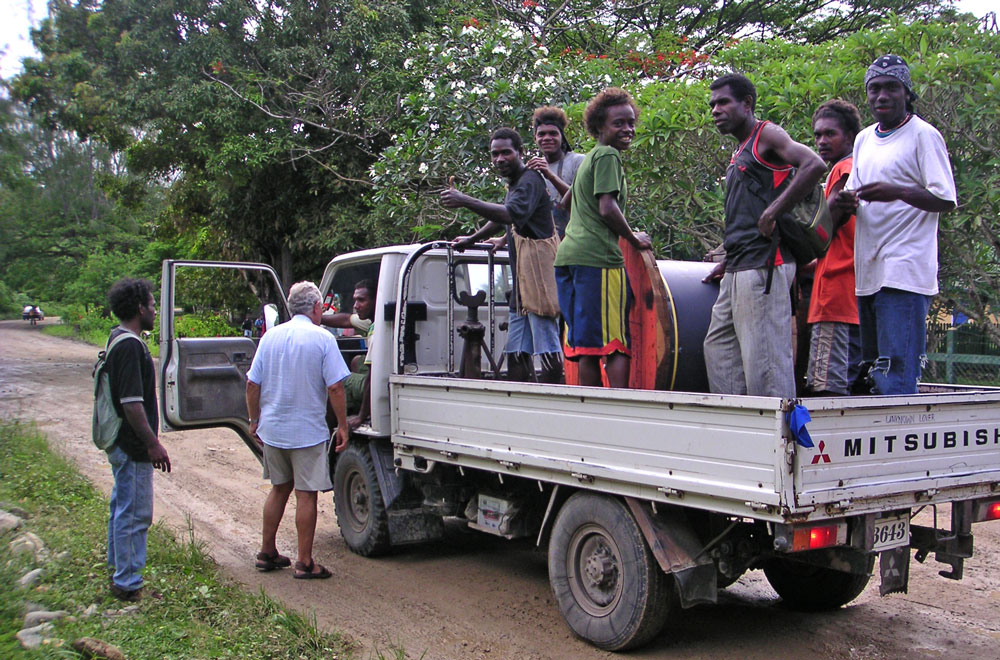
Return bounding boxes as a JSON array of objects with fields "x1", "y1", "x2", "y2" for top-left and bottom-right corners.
[
  {"x1": 40, "y1": 322, "x2": 160, "y2": 358},
  {"x1": 0, "y1": 421, "x2": 353, "y2": 659}
]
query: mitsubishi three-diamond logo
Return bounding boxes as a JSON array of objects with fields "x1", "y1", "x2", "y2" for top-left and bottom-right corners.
[{"x1": 811, "y1": 440, "x2": 832, "y2": 464}]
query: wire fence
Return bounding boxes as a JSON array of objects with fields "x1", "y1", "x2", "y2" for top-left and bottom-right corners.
[{"x1": 925, "y1": 321, "x2": 1000, "y2": 387}]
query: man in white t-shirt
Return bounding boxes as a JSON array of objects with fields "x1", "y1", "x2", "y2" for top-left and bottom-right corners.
[
  {"x1": 833, "y1": 54, "x2": 956, "y2": 395},
  {"x1": 246, "y1": 281, "x2": 350, "y2": 579}
]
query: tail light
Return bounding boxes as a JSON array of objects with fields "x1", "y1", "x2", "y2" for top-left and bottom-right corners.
[
  {"x1": 792, "y1": 524, "x2": 845, "y2": 551},
  {"x1": 974, "y1": 499, "x2": 1000, "y2": 522},
  {"x1": 774, "y1": 521, "x2": 848, "y2": 553}
]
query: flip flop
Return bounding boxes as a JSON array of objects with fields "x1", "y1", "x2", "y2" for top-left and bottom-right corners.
[
  {"x1": 255, "y1": 551, "x2": 292, "y2": 572},
  {"x1": 293, "y1": 560, "x2": 332, "y2": 580}
]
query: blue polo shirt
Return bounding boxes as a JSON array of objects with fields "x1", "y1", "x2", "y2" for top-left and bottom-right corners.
[{"x1": 247, "y1": 315, "x2": 350, "y2": 449}]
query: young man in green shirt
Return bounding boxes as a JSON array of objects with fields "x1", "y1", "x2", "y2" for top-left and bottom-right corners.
[{"x1": 554, "y1": 87, "x2": 651, "y2": 388}]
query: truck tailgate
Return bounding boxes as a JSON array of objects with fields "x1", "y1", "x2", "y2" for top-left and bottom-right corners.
[{"x1": 795, "y1": 389, "x2": 1000, "y2": 514}]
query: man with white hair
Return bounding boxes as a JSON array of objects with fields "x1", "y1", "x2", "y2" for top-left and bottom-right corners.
[{"x1": 246, "y1": 281, "x2": 350, "y2": 579}]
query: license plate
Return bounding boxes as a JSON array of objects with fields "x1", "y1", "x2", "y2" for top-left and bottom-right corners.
[{"x1": 873, "y1": 515, "x2": 910, "y2": 551}]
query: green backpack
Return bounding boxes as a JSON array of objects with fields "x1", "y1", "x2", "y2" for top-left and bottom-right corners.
[{"x1": 92, "y1": 331, "x2": 143, "y2": 451}]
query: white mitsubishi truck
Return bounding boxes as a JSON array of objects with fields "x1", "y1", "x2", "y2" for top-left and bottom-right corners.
[{"x1": 159, "y1": 243, "x2": 1000, "y2": 651}]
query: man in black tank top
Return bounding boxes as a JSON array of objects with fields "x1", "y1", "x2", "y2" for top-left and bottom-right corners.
[{"x1": 702, "y1": 74, "x2": 826, "y2": 398}]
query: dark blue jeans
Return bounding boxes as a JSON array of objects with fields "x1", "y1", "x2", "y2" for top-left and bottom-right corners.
[{"x1": 857, "y1": 288, "x2": 931, "y2": 395}]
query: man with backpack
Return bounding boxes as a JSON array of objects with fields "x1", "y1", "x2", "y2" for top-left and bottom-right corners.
[
  {"x1": 101, "y1": 278, "x2": 171, "y2": 602},
  {"x1": 702, "y1": 73, "x2": 826, "y2": 398}
]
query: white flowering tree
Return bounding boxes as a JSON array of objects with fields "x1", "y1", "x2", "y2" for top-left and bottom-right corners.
[{"x1": 370, "y1": 18, "x2": 633, "y2": 239}]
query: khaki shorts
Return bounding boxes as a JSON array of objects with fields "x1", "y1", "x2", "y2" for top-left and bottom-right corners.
[{"x1": 262, "y1": 440, "x2": 332, "y2": 492}]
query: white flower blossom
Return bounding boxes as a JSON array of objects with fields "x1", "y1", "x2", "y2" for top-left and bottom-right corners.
[
  {"x1": 501, "y1": 104, "x2": 512, "y2": 112},
  {"x1": 477, "y1": 117, "x2": 487, "y2": 125},
  {"x1": 422, "y1": 78, "x2": 434, "y2": 92},
  {"x1": 403, "y1": 58, "x2": 413, "y2": 69},
  {"x1": 430, "y1": 123, "x2": 440, "y2": 132},
  {"x1": 483, "y1": 66, "x2": 497, "y2": 77},
  {"x1": 419, "y1": 162, "x2": 429, "y2": 173},
  {"x1": 447, "y1": 61, "x2": 458, "y2": 73},
  {"x1": 493, "y1": 45, "x2": 510, "y2": 56},
  {"x1": 605, "y1": 75, "x2": 612, "y2": 84},
  {"x1": 544, "y1": 76, "x2": 555, "y2": 86},
  {"x1": 538, "y1": 46, "x2": 549, "y2": 56}
]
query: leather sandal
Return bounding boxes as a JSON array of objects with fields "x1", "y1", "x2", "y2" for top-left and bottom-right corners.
[
  {"x1": 255, "y1": 551, "x2": 292, "y2": 572},
  {"x1": 293, "y1": 560, "x2": 332, "y2": 579}
]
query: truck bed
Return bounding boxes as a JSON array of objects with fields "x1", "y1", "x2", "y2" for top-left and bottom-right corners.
[{"x1": 390, "y1": 375, "x2": 1000, "y2": 522}]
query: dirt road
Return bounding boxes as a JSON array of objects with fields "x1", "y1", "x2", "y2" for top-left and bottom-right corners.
[{"x1": 2, "y1": 318, "x2": 999, "y2": 659}]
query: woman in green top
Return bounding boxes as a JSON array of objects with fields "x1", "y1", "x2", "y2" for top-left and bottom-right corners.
[{"x1": 554, "y1": 87, "x2": 652, "y2": 388}]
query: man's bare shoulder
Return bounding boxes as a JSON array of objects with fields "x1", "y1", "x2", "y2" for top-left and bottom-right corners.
[{"x1": 758, "y1": 121, "x2": 794, "y2": 149}]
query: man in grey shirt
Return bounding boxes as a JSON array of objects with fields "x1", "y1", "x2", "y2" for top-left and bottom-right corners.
[{"x1": 527, "y1": 105, "x2": 585, "y2": 239}]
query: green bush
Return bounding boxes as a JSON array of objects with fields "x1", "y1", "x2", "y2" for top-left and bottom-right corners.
[
  {"x1": 0, "y1": 280, "x2": 17, "y2": 316},
  {"x1": 175, "y1": 312, "x2": 241, "y2": 338}
]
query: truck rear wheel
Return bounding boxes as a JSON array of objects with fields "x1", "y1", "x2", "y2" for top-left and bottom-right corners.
[
  {"x1": 548, "y1": 493, "x2": 671, "y2": 651},
  {"x1": 763, "y1": 553, "x2": 874, "y2": 611},
  {"x1": 333, "y1": 443, "x2": 390, "y2": 557}
]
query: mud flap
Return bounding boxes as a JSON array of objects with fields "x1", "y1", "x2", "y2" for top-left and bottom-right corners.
[
  {"x1": 369, "y1": 440, "x2": 403, "y2": 509},
  {"x1": 625, "y1": 497, "x2": 717, "y2": 608},
  {"x1": 387, "y1": 509, "x2": 444, "y2": 545},
  {"x1": 879, "y1": 546, "x2": 910, "y2": 595}
]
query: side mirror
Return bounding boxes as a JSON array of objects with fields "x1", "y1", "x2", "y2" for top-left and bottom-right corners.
[{"x1": 263, "y1": 304, "x2": 279, "y2": 331}]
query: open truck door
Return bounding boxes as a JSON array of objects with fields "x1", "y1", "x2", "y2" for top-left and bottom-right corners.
[{"x1": 159, "y1": 260, "x2": 289, "y2": 460}]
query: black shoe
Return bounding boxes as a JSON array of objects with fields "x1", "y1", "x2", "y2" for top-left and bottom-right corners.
[{"x1": 110, "y1": 583, "x2": 143, "y2": 602}]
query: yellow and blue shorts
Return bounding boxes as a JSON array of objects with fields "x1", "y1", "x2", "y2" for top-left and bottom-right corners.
[{"x1": 555, "y1": 265, "x2": 632, "y2": 359}]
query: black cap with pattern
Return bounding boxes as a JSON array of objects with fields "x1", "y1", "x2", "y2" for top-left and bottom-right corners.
[{"x1": 864, "y1": 54, "x2": 917, "y2": 101}]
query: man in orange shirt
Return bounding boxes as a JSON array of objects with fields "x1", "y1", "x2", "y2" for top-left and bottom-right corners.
[{"x1": 806, "y1": 100, "x2": 863, "y2": 395}]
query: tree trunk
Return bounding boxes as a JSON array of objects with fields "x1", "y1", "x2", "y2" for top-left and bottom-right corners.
[{"x1": 280, "y1": 243, "x2": 294, "y2": 292}]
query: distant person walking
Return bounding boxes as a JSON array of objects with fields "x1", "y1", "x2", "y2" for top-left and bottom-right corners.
[
  {"x1": 104, "y1": 278, "x2": 171, "y2": 602},
  {"x1": 246, "y1": 281, "x2": 350, "y2": 579},
  {"x1": 834, "y1": 55, "x2": 956, "y2": 394}
]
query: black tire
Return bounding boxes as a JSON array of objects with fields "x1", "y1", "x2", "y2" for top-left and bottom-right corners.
[
  {"x1": 763, "y1": 553, "x2": 874, "y2": 611},
  {"x1": 548, "y1": 493, "x2": 671, "y2": 651},
  {"x1": 333, "y1": 442, "x2": 390, "y2": 557}
]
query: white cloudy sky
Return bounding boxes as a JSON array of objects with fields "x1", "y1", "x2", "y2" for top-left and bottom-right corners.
[{"x1": 1, "y1": 0, "x2": 996, "y2": 79}]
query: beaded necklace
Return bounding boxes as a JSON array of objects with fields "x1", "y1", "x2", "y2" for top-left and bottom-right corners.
[{"x1": 875, "y1": 112, "x2": 912, "y2": 138}]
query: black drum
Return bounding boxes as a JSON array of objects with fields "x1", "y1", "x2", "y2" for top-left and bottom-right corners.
[{"x1": 656, "y1": 261, "x2": 720, "y2": 393}]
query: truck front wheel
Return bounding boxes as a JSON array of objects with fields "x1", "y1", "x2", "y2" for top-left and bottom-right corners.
[
  {"x1": 763, "y1": 552, "x2": 874, "y2": 611},
  {"x1": 548, "y1": 493, "x2": 671, "y2": 651},
  {"x1": 333, "y1": 443, "x2": 390, "y2": 557}
]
